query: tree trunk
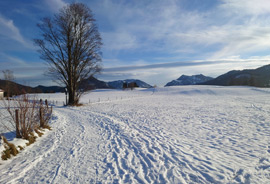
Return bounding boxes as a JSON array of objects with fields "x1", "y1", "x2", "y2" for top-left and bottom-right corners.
[{"x1": 68, "y1": 89, "x2": 76, "y2": 105}]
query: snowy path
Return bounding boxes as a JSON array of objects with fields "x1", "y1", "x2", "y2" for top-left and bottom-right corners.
[
  {"x1": 0, "y1": 107, "x2": 101, "y2": 183},
  {"x1": 0, "y1": 86, "x2": 270, "y2": 183}
]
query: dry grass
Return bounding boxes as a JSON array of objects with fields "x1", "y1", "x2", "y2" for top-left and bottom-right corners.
[
  {"x1": 70, "y1": 103, "x2": 84, "y2": 107},
  {"x1": 1, "y1": 149, "x2": 11, "y2": 160},
  {"x1": 26, "y1": 132, "x2": 37, "y2": 146},
  {"x1": 39, "y1": 100, "x2": 53, "y2": 128},
  {"x1": 34, "y1": 128, "x2": 44, "y2": 137},
  {"x1": 42, "y1": 125, "x2": 52, "y2": 130},
  {"x1": 1, "y1": 136, "x2": 19, "y2": 160}
]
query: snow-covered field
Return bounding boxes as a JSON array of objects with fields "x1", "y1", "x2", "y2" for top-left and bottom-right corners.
[{"x1": 0, "y1": 86, "x2": 270, "y2": 183}]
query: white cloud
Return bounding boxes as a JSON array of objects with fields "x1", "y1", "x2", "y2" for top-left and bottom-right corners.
[
  {"x1": 206, "y1": 26, "x2": 270, "y2": 59},
  {"x1": 94, "y1": 0, "x2": 270, "y2": 61},
  {"x1": 0, "y1": 15, "x2": 30, "y2": 47},
  {"x1": 221, "y1": 0, "x2": 270, "y2": 16},
  {"x1": 99, "y1": 57, "x2": 270, "y2": 86},
  {"x1": 0, "y1": 52, "x2": 27, "y2": 65},
  {"x1": 45, "y1": 0, "x2": 66, "y2": 12},
  {"x1": 102, "y1": 31, "x2": 138, "y2": 50},
  {"x1": 94, "y1": 0, "x2": 206, "y2": 52},
  {"x1": 2, "y1": 0, "x2": 270, "y2": 86},
  {"x1": 0, "y1": 52, "x2": 49, "y2": 86}
]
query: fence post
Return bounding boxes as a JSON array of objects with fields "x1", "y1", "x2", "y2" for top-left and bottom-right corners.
[
  {"x1": 40, "y1": 107, "x2": 44, "y2": 128},
  {"x1": 45, "y1": 99, "x2": 48, "y2": 108},
  {"x1": 15, "y1": 109, "x2": 21, "y2": 138},
  {"x1": 40, "y1": 99, "x2": 44, "y2": 128}
]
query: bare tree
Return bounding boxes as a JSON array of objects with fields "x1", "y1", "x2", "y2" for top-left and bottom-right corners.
[
  {"x1": 2, "y1": 70, "x2": 15, "y2": 97},
  {"x1": 34, "y1": 3, "x2": 102, "y2": 105}
]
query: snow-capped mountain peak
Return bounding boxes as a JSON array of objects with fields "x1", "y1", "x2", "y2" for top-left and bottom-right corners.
[{"x1": 165, "y1": 74, "x2": 213, "y2": 86}]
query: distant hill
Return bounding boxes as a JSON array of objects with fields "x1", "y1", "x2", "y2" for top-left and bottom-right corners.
[
  {"x1": 0, "y1": 79, "x2": 37, "y2": 96},
  {"x1": 80, "y1": 76, "x2": 110, "y2": 90},
  {"x1": 0, "y1": 80, "x2": 65, "y2": 96},
  {"x1": 34, "y1": 77, "x2": 112, "y2": 92},
  {"x1": 108, "y1": 79, "x2": 152, "y2": 89},
  {"x1": 0, "y1": 77, "x2": 152, "y2": 96},
  {"x1": 34, "y1": 85, "x2": 65, "y2": 93},
  {"x1": 202, "y1": 64, "x2": 270, "y2": 87},
  {"x1": 0, "y1": 77, "x2": 153, "y2": 96},
  {"x1": 81, "y1": 77, "x2": 152, "y2": 89},
  {"x1": 165, "y1": 74, "x2": 213, "y2": 87}
]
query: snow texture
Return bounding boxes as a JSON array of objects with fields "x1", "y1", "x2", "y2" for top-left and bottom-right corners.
[{"x1": 0, "y1": 86, "x2": 270, "y2": 183}]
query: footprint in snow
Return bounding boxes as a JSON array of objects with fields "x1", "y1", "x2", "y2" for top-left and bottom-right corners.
[{"x1": 233, "y1": 169, "x2": 251, "y2": 184}]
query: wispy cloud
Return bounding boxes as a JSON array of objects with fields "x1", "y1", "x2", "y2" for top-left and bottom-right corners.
[
  {"x1": 0, "y1": 52, "x2": 27, "y2": 65},
  {"x1": 221, "y1": 0, "x2": 270, "y2": 16},
  {"x1": 1, "y1": 0, "x2": 270, "y2": 86},
  {"x1": 95, "y1": 0, "x2": 202, "y2": 52},
  {"x1": 45, "y1": 0, "x2": 67, "y2": 12},
  {"x1": 102, "y1": 31, "x2": 138, "y2": 50},
  {"x1": 99, "y1": 58, "x2": 270, "y2": 86},
  {"x1": 0, "y1": 14, "x2": 30, "y2": 47},
  {"x1": 103, "y1": 60, "x2": 213, "y2": 72},
  {"x1": 0, "y1": 52, "x2": 49, "y2": 86},
  {"x1": 103, "y1": 58, "x2": 270, "y2": 73},
  {"x1": 94, "y1": 0, "x2": 270, "y2": 61}
]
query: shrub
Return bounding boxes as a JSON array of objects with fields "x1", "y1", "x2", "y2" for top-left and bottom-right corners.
[
  {"x1": 0, "y1": 94, "x2": 53, "y2": 160},
  {"x1": 34, "y1": 128, "x2": 44, "y2": 137},
  {"x1": 3, "y1": 94, "x2": 39, "y2": 139},
  {"x1": 42, "y1": 124, "x2": 52, "y2": 130},
  {"x1": 39, "y1": 99, "x2": 53, "y2": 128},
  {"x1": 1, "y1": 149, "x2": 11, "y2": 160},
  {"x1": 1, "y1": 136, "x2": 19, "y2": 160},
  {"x1": 2, "y1": 94, "x2": 53, "y2": 139},
  {"x1": 26, "y1": 132, "x2": 37, "y2": 146}
]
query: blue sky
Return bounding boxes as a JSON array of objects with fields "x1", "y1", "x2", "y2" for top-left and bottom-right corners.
[{"x1": 1, "y1": 0, "x2": 270, "y2": 87}]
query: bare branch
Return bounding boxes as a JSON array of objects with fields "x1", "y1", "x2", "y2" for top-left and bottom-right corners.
[{"x1": 34, "y1": 3, "x2": 102, "y2": 105}]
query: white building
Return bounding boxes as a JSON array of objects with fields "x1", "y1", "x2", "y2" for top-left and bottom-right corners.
[{"x1": 0, "y1": 89, "x2": 4, "y2": 100}]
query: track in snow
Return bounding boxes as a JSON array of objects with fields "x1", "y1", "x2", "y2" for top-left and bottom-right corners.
[
  {"x1": 0, "y1": 108, "x2": 102, "y2": 183},
  {"x1": 0, "y1": 86, "x2": 270, "y2": 183}
]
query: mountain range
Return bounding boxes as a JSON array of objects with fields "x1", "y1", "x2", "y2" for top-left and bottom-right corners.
[
  {"x1": 1, "y1": 64, "x2": 270, "y2": 95},
  {"x1": 0, "y1": 78, "x2": 152, "y2": 95},
  {"x1": 80, "y1": 76, "x2": 111, "y2": 90},
  {"x1": 165, "y1": 74, "x2": 213, "y2": 86},
  {"x1": 165, "y1": 64, "x2": 270, "y2": 87},
  {"x1": 201, "y1": 64, "x2": 270, "y2": 87},
  {"x1": 108, "y1": 79, "x2": 152, "y2": 89}
]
